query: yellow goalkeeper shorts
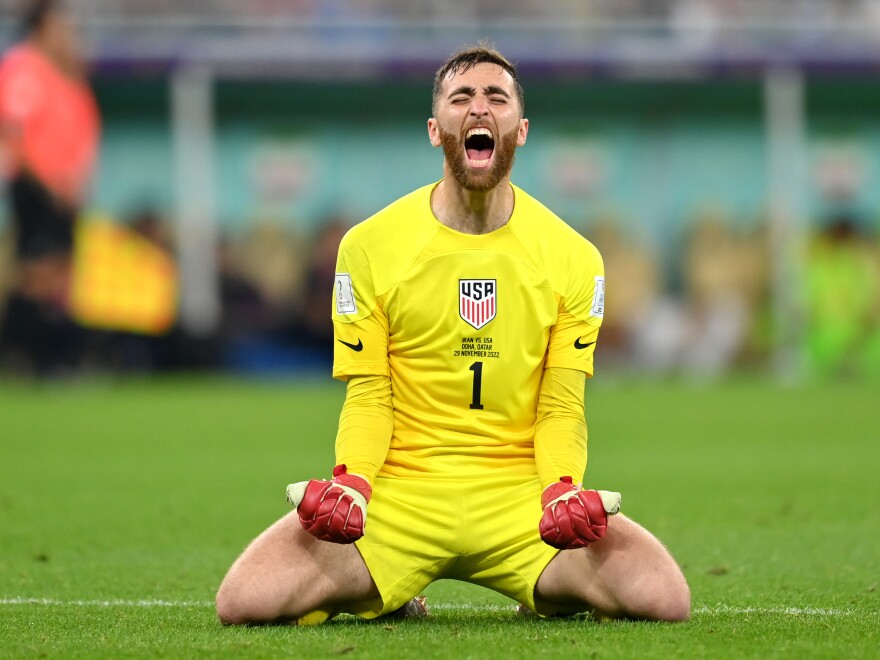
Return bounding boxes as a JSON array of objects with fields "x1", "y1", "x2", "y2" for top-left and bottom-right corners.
[{"x1": 348, "y1": 473, "x2": 559, "y2": 618}]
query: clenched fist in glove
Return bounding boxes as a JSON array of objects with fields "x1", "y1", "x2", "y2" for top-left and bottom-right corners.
[
  {"x1": 286, "y1": 464, "x2": 372, "y2": 544},
  {"x1": 539, "y1": 476, "x2": 621, "y2": 550}
]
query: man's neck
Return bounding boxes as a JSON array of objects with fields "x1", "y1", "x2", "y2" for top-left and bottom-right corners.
[{"x1": 431, "y1": 176, "x2": 514, "y2": 235}]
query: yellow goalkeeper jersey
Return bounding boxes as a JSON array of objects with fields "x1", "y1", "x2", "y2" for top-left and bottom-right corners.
[{"x1": 332, "y1": 182, "x2": 604, "y2": 479}]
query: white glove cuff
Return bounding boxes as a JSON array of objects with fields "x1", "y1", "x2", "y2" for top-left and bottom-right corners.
[
  {"x1": 544, "y1": 488, "x2": 622, "y2": 515},
  {"x1": 285, "y1": 481, "x2": 369, "y2": 516}
]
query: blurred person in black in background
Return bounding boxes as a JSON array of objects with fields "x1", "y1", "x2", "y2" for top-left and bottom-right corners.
[
  {"x1": 0, "y1": 0, "x2": 100, "y2": 375},
  {"x1": 279, "y1": 219, "x2": 348, "y2": 367}
]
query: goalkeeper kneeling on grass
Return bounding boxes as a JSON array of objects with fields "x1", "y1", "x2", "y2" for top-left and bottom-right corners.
[{"x1": 216, "y1": 43, "x2": 690, "y2": 626}]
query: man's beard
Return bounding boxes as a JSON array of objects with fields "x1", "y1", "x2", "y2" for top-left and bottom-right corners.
[{"x1": 439, "y1": 125, "x2": 519, "y2": 192}]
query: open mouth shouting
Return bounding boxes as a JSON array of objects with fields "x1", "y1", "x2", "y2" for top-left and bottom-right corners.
[
  {"x1": 439, "y1": 122, "x2": 517, "y2": 192},
  {"x1": 464, "y1": 127, "x2": 495, "y2": 168}
]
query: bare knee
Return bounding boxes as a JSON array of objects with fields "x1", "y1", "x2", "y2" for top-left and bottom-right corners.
[
  {"x1": 215, "y1": 514, "x2": 378, "y2": 626},
  {"x1": 667, "y1": 575, "x2": 691, "y2": 622},
  {"x1": 639, "y1": 573, "x2": 691, "y2": 622},
  {"x1": 601, "y1": 542, "x2": 691, "y2": 623},
  {"x1": 215, "y1": 545, "x2": 307, "y2": 625},
  {"x1": 215, "y1": 584, "x2": 247, "y2": 626},
  {"x1": 215, "y1": 575, "x2": 278, "y2": 626},
  {"x1": 610, "y1": 517, "x2": 691, "y2": 622},
  {"x1": 217, "y1": 551, "x2": 339, "y2": 626},
  {"x1": 538, "y1": 515, "x2": 692, "y2": 623},
  {"x1": 215, "y1": 583, "x2": 245, "y2": 626}
]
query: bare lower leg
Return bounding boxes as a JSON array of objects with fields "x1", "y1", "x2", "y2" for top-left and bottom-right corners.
[{"x1": 216, "y1": 512, "x2": 379, "y2": 625}]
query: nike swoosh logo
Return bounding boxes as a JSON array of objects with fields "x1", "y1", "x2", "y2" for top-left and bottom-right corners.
[
  {"x1": 574, "y1": 338, "x2": 596, "y2": 350},
  {"x1": 338, "y1": 338, "x2": 364, "y2": 352}
]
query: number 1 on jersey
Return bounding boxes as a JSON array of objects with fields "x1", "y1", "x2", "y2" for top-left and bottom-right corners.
[{"x1": 469, "y1": 361, "x2": 484, "y2": 409}]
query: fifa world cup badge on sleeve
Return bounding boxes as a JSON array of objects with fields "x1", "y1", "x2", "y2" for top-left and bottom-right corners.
[
  {"x1": 592, "y1": 276, "x2": 605, "y2": 317},
  {"x1": 335, "y1": 273, "x2": 357, "y2": 314}
]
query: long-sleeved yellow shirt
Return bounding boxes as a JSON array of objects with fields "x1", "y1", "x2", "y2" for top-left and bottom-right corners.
[{"x1": 331, "y1": 182, "x2": 604, "y2": 487}]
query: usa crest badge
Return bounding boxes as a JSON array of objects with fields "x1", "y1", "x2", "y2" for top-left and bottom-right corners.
[{"x1": 459, "y1": 279, "x2": 496, "y2": 330}]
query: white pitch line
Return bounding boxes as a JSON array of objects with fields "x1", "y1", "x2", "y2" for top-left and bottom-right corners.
[
  {"x1": 430, "y1": 604, "x2": 859, "y2": 617},
  {"x1": 0, "y1": 598, "x2": 214, "y2": 607},
  {"x1": 0, "y1": 598, "x2": 860, "y2": 617},
  {"x1": 693, "y1": 605, "x2": 857, "y2": 617}
]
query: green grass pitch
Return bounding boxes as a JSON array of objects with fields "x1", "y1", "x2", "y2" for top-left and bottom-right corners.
[{"x1": 1, "y1": 375, "x2": 878, "y2": 658}]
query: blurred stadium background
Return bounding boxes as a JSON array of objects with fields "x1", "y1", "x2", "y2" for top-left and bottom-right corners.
[{"x1": 2, "y1": 0, "x2": 880, "y2": 381}]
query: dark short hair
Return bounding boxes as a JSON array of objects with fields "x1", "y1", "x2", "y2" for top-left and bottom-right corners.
[
  {"x1": 432, "y1": 42, "x2": 524, "y2": 116},
  {"x1": 20, "y1": 0, "x2": 60, "y2": 36}
]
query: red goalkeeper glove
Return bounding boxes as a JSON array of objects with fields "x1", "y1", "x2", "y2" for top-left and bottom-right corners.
[
  {"x1": 538, "y1": 477, "x2": 621, "y2": 550},
  {"x1": 286, "y1": 464, "x2": 372, "y2": 544}
]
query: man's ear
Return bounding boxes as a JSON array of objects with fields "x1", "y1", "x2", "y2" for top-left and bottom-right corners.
[
  {"x1": 427, "y1": 118, "x2": 442, "y2": 147},
  {"x1": 517, "y1": 118, "x2": 529, "y2": 147}
]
